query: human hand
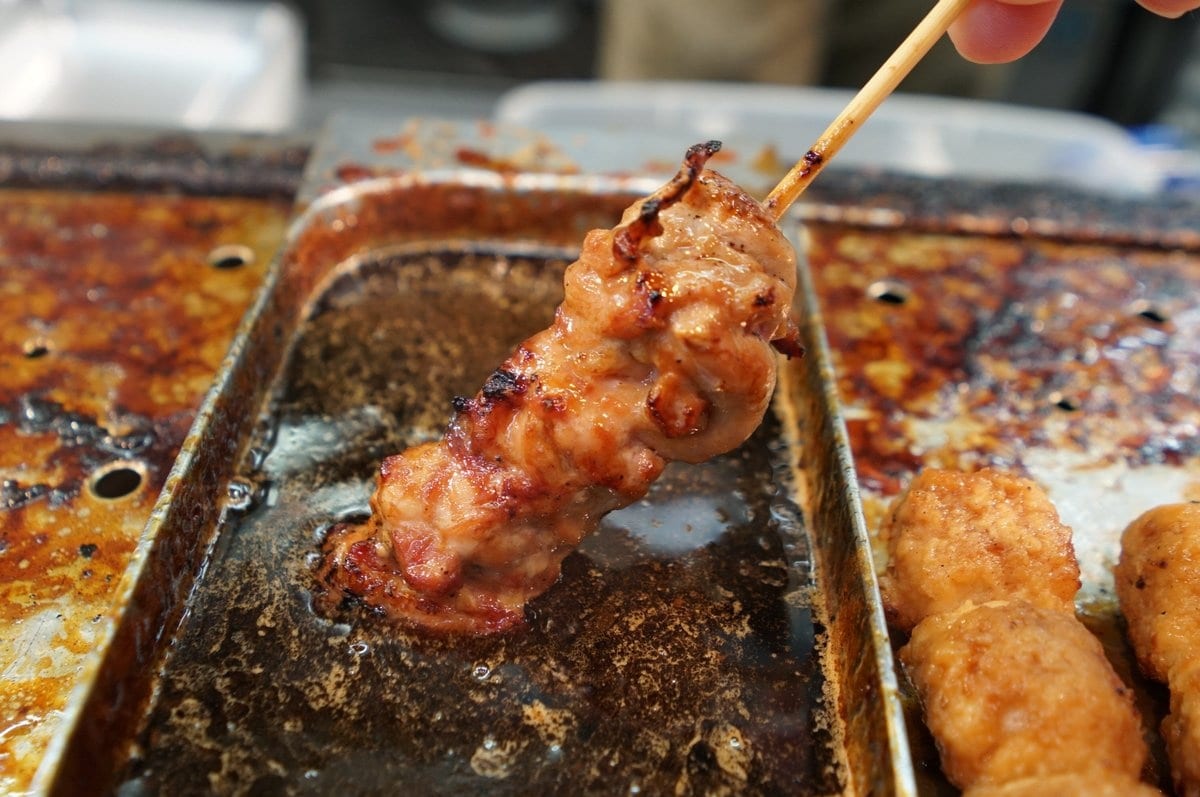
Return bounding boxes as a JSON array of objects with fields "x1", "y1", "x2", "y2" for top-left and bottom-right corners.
[{"x1": 948, "y1": 0, "x2": 1199, "y2": 63}]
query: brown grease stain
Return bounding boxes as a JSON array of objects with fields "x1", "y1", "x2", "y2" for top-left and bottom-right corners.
[
  {"x1": 119, "y1": 249, "x2": 843, "y2": 796},
  {"x1": 0, "y1": 188, "x2": 291, "y2": 792},
  {"x1": 805, "y1": 224, "x2": 1200, "y2": 794}
]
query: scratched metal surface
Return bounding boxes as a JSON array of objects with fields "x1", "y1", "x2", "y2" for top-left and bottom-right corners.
[{"x1": 0, "y1": 128, "x2": 303, "y2": 796}]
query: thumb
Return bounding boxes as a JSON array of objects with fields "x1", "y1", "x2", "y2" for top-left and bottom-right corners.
[
  {"x1": 1135, "y1": 0, "x2": 1199, "y2": 17},
  {"x1": 947, "y1": 0, "x2": 1064, "y2": 64}
]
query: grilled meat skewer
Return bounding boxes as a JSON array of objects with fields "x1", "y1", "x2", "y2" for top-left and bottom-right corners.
[{"x1": 320, "y1": 142, "x2": 801, "y2": 633}]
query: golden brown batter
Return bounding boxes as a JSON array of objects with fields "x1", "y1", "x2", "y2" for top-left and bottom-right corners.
[{"x1": 1116, "y1": 502, "x2": 1200, "y2": 797}]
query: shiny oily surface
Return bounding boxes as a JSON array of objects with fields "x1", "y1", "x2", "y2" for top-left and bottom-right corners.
[
  {"x1": 0, "y1": 188, "x2": 292, "y2": 795},
  {"x1": 118, "y1": 248, "x2": 843, "y2": 796},
  {"x1": 806, "y1": 225, "x2": 1200, "y2": 793}
]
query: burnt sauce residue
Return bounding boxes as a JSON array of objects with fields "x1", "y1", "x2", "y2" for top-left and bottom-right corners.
[{"x1": 119, "y1": 249, "x2": 842, "y2": 796}]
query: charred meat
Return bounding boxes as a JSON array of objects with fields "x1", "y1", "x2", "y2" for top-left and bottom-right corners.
[{"x1": 319, "y1": 143, "x2": 801, "y2": 633}]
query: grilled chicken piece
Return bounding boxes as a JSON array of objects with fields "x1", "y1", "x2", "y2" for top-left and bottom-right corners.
[
  {"x1": 319, "y1": 142, "x2": 800, "y2": 633},
  {"x1": 879, "y1": 467, "x2": 1081, "y2": 632},
  {"x1": 1115, "y1": 502, "x2": 1200, "y2": 797}
]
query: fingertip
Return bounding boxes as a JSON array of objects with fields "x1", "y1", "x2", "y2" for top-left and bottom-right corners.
[
  {"x1": 948, "y1": 0, "x2": 1064, "y2": 64},
  {"x1": 1135, "y1": 0, "x2": 1198, "y2": 18}
]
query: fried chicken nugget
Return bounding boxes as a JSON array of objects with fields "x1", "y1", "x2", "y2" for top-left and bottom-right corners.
[
  {"x1": 1115, "y1": 502, "x2": 1200, "y2": 797},
  {"x1": 900, "y1": 600, "x2": 1146, "y2": 790},
  {"x1": 1114, "y1": 502, "x2": 1200, "y2": 682},
  {"x1": 962, "y1": 771, "x2": 1162, "y2": 797},
  {"x1": 879, "y1": 468, "x2": 1081, "y2": 631},
  {"x1": 1164, "y1": 660, "x2": 1200, "y2": 797}
]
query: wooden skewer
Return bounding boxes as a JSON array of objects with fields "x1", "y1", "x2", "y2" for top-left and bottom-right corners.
[{"x1": 763, "y1": 0, "x2": 974, "y2": 220}]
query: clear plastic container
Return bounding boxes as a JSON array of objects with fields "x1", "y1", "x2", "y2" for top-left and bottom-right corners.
[
  {"x1": 0, "y1": 0, "x2": 304, "y2": 132},
  {"x1": 496, "y1": 80, "x2": 1164, "y2": 196}
]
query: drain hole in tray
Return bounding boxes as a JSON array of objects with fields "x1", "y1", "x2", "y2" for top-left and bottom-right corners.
[
  {"x1": 1128, "y1": 299, "x2": 1169, "y2": 325},
  {"x1": 89, "y1": 463, "x2": 144, "y2": 499},
  {"x1": 208, "y1": 244, "x2": 254, "y2": 270},
  {"x1": 22, "y1": 338, "x2": 51, "y2": 358},
  {"x1": 1048, "y1": 391, "x2": 1081, "y2": 412},
  {"x1": 867, "y1": 278, "x2": 910, "y2": 305}
]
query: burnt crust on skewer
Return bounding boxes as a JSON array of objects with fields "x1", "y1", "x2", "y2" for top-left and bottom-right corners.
[{"x1": 318, "y1": 144, "x2": 801, "y2": 633}]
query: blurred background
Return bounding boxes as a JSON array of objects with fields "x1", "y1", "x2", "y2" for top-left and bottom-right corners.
[
  {"x1": 295, "y1": 0, "x2": 1199, "y2": 127},
  {"x1": 0, "y1": 0, "x2": 1197, "y2": 191}
]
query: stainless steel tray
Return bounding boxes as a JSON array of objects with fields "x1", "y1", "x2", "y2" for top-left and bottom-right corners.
[
  {"x1": 42, "y1": 129, "x2": 911, "y2": 794},
  {"x1": 0, "y1": 121, "x2": 305, "y2": 797}
]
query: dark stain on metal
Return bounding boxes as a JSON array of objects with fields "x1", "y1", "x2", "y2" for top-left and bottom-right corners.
[
  {"x1": 807, "y1": 229, "x2": 1200, "y2": 494},
  {"x1": 119, "y1": 248, "x2": 842, "y2": 796},
  {"x1": 0, "y1": 134, "x2": 309, "y2": 198},
  {"x1": 0, "y1": 176, "x2": 295, "y2": 791},
  {"x1": 805, "y1": 223, "x2": 1200, "y2": 794},
  {"x1": 2, "y1": 479, "x2": 52, "y2": 510},
  {"x1": 12, "y1": 396, "x2": 155, "y2": 456},
  {"x1": 798, "y1": 170, "x2": 1200, "y2": 252}
]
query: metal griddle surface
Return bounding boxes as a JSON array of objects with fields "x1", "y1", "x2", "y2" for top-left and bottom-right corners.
[
  {"x1": 0, "y1": 184, "x2": 294, "y2": 795},
  {"x1": 803, "y1": 223, "x2": 1200, "y2": 794},
  {"x1": 119, "y1": 248, "x2": 843, "y2": 796}
]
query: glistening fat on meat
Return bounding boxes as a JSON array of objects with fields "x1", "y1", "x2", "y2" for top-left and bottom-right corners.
[{"x1": 319, "y1": 142, "x2": 802, "y2": 633}]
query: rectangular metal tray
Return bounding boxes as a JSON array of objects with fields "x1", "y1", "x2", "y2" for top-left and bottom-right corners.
[
  {"x1": 0, "y1": 121, "x2": 306, "y2": 796},
  {"x1": 44, "y1": 159, "x2": 911, "y2": 792}
]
